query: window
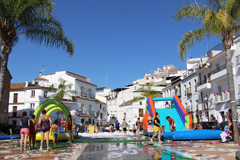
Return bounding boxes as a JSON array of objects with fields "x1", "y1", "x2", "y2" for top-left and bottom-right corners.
[
  {"x1": 139, "y1": 109, "x2": 144, "y2": 117},
  {"x1": 100, "y1": 104, "x2": 102, "y2": 109},
  {"x1": 3, "y1": 109, "x2": 7, "y2": 113},
  {"x1": 208, "y1": 73, "x2": 211, "y2": 83},
  {"x1": 81, "y1": 119, "x2": 84, "y2": 123},
  {"x1": 146, "y1": 77, "x2": 148, "y2": 80},
  {"x1": 218, "y1": 86, "x2": 223, "y2": 101},
  {"x1": 124, "y1": 112, "x2": 126, "y2": 118},
  {"x1": 184, "y1": 85, "x2": 186, "y2": 96},
  {"x1": 100, "y1": 113, "x2": 103, "y2": 119},
  {"x1": 30, "y1": 103, "x2": 35, "y2": 115},
  {"x1": 14, "y1": 93, "x2": 18, "y2": 103},
  {"x1": 194, "y1": 79, "x2": 197, "y2": 92},
  {"x1": 139, "y1": 101, "x2": 142, "y2": 105},
  {"x1": 152, "y1": 77, "x2": 154, "y2": 79},
  {"x1": 89, "y1": 119, "x2": 91, "y2": 124},
  {"x1": 216, "y1": 63, "x2": 220, "y2": 72},
  {"x1": 189, "y1": 82, "x2": 191, "y2": 92},
  {"x1": 190, "y1": 100, "x2": 192, "y2": 111},
  {"x1": 31, "y1": 90, "x2": 35, "y2": 97},
  {"x1": 13, "y1": 106, "x2": 17, "y2": 117},
  {"x1": 44, "y1": 91, "x2": 48, "y2": 98},
  {"x1": 204, "y1": 75, "x2": 207, "y2": 83},
  {"x1": 195, "y1": 100, "x2": 198, "y2": 110}
]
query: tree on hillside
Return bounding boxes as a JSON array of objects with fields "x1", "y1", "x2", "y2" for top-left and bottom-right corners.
[
  {"x1": 0, "y1": 0, "x2": 75, "y2": 108},
  {"x1": 132, "y1": 82, "x2": 160, "y2": 102},
  {"x1": 174, "y1": 0, "x2": 240, "y2": 142}
]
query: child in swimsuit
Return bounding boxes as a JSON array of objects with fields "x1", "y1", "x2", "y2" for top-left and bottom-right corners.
[
  {"x1": 95, "y1": 126, "x2": 98, "y2": 134},
  {"x1": 51, "y1": 120, "x2": 59, "y2": 146},
  {"x1": 109, "y1": 125, "x2": 112, "y2": 133},
  {"x1": 133, "y1": 125, "x2": 136, "y2": 136},
  {"x1": 29, "y1": 115, "x2": 37, "y2": 150}
]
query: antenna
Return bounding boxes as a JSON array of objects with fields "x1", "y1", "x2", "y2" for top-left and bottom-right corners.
[
  {"x1": 55, "y1": 66, "x2": 58, "y2": 73},
  {"x1": 41, "y1": 65, "x2": 45, "y2": 75}
]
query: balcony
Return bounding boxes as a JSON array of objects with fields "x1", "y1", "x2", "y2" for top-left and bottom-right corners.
[
  {"x1": 81, "y1": 92, "x2": 87, "y2": 98},
  {"x1": 236, "y1": 55, "x2": 240, "y2": 67},
  {"x1": 197, "y1": 80, "x2": 212, "y2": 91},
  {"x1": 186, "y1": 106, "x2": 193, "y2": 113},
  {"x1": 89, "y1": 94, "x2": 95, "y2": 99},
  {"x1": 89, "y1": 111, "x2": 95, "y2": 116},
  {"x1": 211, "y1": 64, "x2": 227, "y2": 81},
  {"x1": 214, "y1": 94, "x2": 224, "y2": 104},
  {"x1": 186, "y1": 88, "x2": 192, "y2": 95}
]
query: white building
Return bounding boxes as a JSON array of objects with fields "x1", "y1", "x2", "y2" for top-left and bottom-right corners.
[
  {"x1": 163, "y1": 36, "x2": 240, "y2": 124},
  {"x1": 8, "y1": 71, "x2": 107, "y2": 126}
]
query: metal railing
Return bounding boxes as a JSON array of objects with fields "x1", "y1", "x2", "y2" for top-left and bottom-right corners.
[
  {"x1": 211, "y1": 64, "x2": 226, "y2": 74},
  {"x1": 187, "y1": 88, "x2": 192, "y2": 95},
  {"x1": 81, "y1": 92, "x2": 87, "y2": 97},
  {"x1": 236, "y1": 55, "x2": 240, "y2": 66},
  {"x1": 197, "y1": 80, "x2": 207, "y2": 86},
  {"x1": 90, "y1": 94, "x2": 95, "y2": 99},
  {"x1": 186, "y1": 106, "x2": 192, "y2": 112},
  {"x1": 90, "y1": 111, "x2": 95, "y2": 116}
]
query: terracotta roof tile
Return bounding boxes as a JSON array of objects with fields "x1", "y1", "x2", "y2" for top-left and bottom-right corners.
[
  {"x1": 10, "y1": 83, "x2": 25, "y2": 89},
  {"x1": 68, "y1": 75, "x2": 97, "y2": 86},
  {"x1": 34, "y1": 78, "x2": 49, "y2": 81}
]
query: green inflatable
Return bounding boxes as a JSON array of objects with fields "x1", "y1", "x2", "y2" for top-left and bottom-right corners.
[{"x1": 33, "y1": 99, "x2": 72, "y2": 124}]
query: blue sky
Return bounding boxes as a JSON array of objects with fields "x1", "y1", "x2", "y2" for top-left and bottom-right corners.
[{"x1": 9, "y1": 0, "x2": 220, "y2": 89}]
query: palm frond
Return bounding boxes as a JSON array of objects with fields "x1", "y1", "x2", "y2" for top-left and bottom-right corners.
[
  {"x1": 173, "y1": 1, "x2": 207, "y2": 22},
  {"x1": 178, "y1": 28, "x2": 209, "y2": 61},
  {"x1": 131, "y1": 97, "x2": 145, "y2": 103}
]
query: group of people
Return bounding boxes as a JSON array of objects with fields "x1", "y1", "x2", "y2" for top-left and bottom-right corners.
[
  {"x1": 147, "y1": 113, "x2": 176, "y2": 143},
  {"x1": 19, "y1": 110, "x2": 73, "y2": 151}
]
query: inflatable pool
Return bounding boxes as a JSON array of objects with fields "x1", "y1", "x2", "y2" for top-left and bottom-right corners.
[
  {"x1": 0, "y1": 135, "x2": 20, "y2": 140},
  {"x1": 161, "y1": 130, "x2": 222, "y2": 141},
  {"x1": 36, "y1": 130, "x2": 74, "y2": 141}
]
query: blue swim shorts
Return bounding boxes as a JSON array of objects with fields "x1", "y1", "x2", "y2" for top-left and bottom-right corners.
[{"x1": 52, "y1": 131, "x2": 58, "y2": 135}]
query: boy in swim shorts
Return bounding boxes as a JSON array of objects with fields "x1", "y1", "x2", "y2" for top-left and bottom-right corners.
[{"x1": 51, "y1": 120, "x2": 60, "y2": 146}]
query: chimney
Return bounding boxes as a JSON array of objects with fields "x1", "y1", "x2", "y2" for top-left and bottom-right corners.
[{"x1": 39, "y1": 72, "x2": 42, "y2": 78}]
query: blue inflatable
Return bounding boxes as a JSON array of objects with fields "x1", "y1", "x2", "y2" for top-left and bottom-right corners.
[
  {"x1": 161, "y1": 130, "x2": 222, "y2": 141},
  {"x1": 0, "y1": 135, "x2": 20, "y2": 140}
]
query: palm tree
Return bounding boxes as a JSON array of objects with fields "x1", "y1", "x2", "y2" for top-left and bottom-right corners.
[
  {"x1": 132, "y1": 82, "x2": 160, "y2": 102},
  {"x1": 48, "y1": 78, "x2": 78, "y2": 120},
  {"x1": 0, "y1": 0, "x2": 75, "y2": 108},
  {"x1": 48, "y1": 78, "x2": 78, "y2": 102},
  {"x1": 173, "y1": 0, "x2": 240, "y2": 142}
]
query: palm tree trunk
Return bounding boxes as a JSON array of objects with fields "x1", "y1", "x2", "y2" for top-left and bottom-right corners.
[
  {"x1": 225, "y1": 46, "x2": 240, "y2": 143},
  {"x1": 0, "y1": 53, "x2": 9, "y2": 108}
]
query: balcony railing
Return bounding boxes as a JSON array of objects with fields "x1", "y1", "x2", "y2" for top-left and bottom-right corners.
[
  {"x1": 81, "y1": 92, "x2": 87, "y2": 97},
  {"x1": 187, "y1": 88, "x2": 192, "y2": 95},
  {"x1": 90, "y1": 111, "x2": 95, "y2": 116},
  {"x1": 236, "y1": 55, "x2": 240, "y2": 66},
  {"x1": 186, "y1": 106, "x2": 193, "y2": 112},
  {"x1": 90, "y1": 94, "x2": 95, "y2": 99},
  {"x1": 211, "y1": 64, "x2": 226, "y2": 74},
  {"x1": 197, "y1": 80, "x2": 207, "y2": 86}
]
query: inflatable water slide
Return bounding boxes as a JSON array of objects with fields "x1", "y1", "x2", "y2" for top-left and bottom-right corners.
[{"x1": 142, "y1": 96, "x2": 222, "y2": 140}]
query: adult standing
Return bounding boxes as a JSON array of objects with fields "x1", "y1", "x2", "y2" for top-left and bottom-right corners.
[
  {"x1": 151, "y1": 112, "x2": 162, "y2": 143},
  {"x1": 137, "y1": 118, "x2": 141, "y2": 136},
  {"x1": 67, "y1": 115, "x2": 73, "y2": 143},
  {"x1": 38, "y1": 109, "x2": 52, "y2": 151},
  {"x1": 115, "y1": 120, "x2": 120, "y2": 132},
  {"x1": 166, "y1": 116, "x2": 176, "y2": 131},
  {"x1": 20, "y1": 111, "x2": 30, "y2": 152},
  {"x1": 213, "y1": 117, "x2": 220, "y2": 130},
  {"x1": 147, "y1": 114, "x2": 153, "y2": 137},
  {"x1": 122, "y1": 119, "x2": 128, "y2": 136}
]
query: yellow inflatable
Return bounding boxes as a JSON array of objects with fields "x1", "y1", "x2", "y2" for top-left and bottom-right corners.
[{"x1": 36, "y1": 129, "x2": 74, "y2": 141}]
